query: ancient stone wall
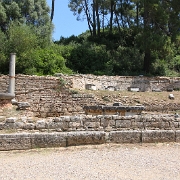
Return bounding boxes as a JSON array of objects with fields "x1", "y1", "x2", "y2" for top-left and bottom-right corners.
[
  {"x1": 66, "y1": 74, "x2": 180, "y2": 91},
  {"x1": 0, "y1": 114, "x2": 179, "y2": 132},
  {"x1": 0, "y1": 114, "x2": 180, "y2": 150},
  {"x1": 1, "y1": 130, "x2": 180, "y2": 150},
  {"x1": 0, "y1": 74, "x2": 180, "y2": 117}
]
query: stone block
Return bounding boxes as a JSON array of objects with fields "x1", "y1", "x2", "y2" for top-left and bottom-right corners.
[
  {"x1": 24, "y1": 123, "x2": 35, "y2": 130},
  {"x1": 15, "y1": 122, "x2": 25, "y2": 129},
  {"x1": 116, "y1": 120, "x2": 131, "y2": 128},
  {"x1": 131, "y1": 121, "x2": 144, "y2": 129},
  {"x1": 35, "y1": 120, "x2": 46, "y2": 130},
  {"x1": 142, "y1": 130, "x2": 175, "y2": 143},
  {"x1": 47, "y1": 121, "x2": 69, "y2": 131},
  {"x1": 109, "y1": 131, "x2": 142, "y2": 143},
  {"x1": 144, "y1": 121, "x2": 160, "y2": 129},
  {"x1": 0, "y1": 123, "x2": 4, "y2": 130},
  {"x1": 100, "y1": 118, "x2": 115, "y2": 129},
  {"x1": 31, "y1": 133, "x2": 67, "y2": 148},
  {"x1": 0, "y1": 134, "x2": 32, "y2": 150},
  {"x1": 175, "y1": 130, "x2": 180, "y2": 142},
  {"x1": 169, "y1": 94, "x2": 174, "y2": 99},
  {"x1": 6, "y1": 117, "x2": 17, "y2": 123},
  {"x1": 84, "y1": 121, "x2": 100, "y2": 129},
  {"x1": 128, "y1": 87, "x2": 139, "y2": 92},
  {"x1": 66, "y1": 131, "x2": 106, "y2": 146},
  {"x1": 69, "y1": 121, "x2": 83, "y2": 129},
  {"x1": 0, "y1": 116, "x2": 6, "y2": 122},
  {"x1": 161, "y1": 122, "x2": 170, "y2": 129}
]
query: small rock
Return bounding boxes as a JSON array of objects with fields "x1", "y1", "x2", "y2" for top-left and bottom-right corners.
[
  {"x1": 17, "y1": 102, "x2": 30, "y2": 110},
  {"x1": 169, "y1": 94, "x2": 174, "y2": 99},
  {"x1": 11, "y1": 98, "x2": 18, "y2": 105},
  {"x1": 6, "y1": 117, "x2": 17, "y2": 123}
]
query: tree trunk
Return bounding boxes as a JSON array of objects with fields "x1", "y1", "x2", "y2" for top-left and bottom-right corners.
[
  {"x1": 93, "y1": 0, "x2": 96, "y2": 36},
  {"x1": 109, "y1": 0, "x2": 114, "y2": 33},
  {"x1": 84, "y1": 0, "x2": 93, "y2": 36},
  {"x1": 143, "y1": 50, "x2": 151, "y2": 73},
  {"x1": 50, "y1": 0, "x2": 55, "y2": 21},
  {"x1": 95, "y1": 0, "x2": 100, "y2": 36},
  {"x1": 143, "y1": 0, "x2": 151, "y2": 73}
]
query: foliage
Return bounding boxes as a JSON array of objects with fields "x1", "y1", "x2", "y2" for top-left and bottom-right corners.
[
  {"x1": 24, "y1": 45, "x2": 73, "y2": 75},
  {"x1": 0, "y1": 0, "x2": 180, "y2": 77}
]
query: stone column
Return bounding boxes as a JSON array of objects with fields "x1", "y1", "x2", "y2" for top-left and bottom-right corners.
[{"x1": 8, "y1": 53, "x2": 16, "y2": 94}]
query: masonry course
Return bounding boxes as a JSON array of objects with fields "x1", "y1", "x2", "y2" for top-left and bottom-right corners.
[{"x1": 0, "y1": 74, "x2": 180, "y2": 150}]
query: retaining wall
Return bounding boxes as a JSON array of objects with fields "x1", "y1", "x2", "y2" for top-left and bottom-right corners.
[
  {"x1": 0, "y1": 114, "x2": 180, "y2": 150},
  {"x1": 1, "y1": 114, "x2": 180, "y2": 132},
  {"x1": 0, "y1": 74, "x2": 179, "y2": 117},
  {"x1": 0, "y1": 130, "x2": 180, "y2": 151}
]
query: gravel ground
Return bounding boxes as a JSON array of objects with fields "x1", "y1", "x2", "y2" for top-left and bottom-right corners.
[{"x1": 0, "y1": 143, "x2": 180, "y2": 180}]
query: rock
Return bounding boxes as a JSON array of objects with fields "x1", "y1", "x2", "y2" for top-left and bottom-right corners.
[
  {"x1": 128, "y1": 87, "x2": 140, "y2": 92},
  {"x1": 174, "y1": 113, "x2": 179, "y2": 118},
  {"x1": 35, "y1": 120, "x2": 46, "y2": 130},
  {"x1": 24, "y1": 123, "x2": 35, "y2": 130},
  {"x1": 6, "y1": 117, "x2": 17, "y2": 123},
  {"x1": 17, "y1": 102, "x2": 30, "y2": 110},
  {"x1": 11, "y1": 98, "x2": 18, "y2": 105},
  {"x1": 152, "y1": 88, "x2": 162, "y2": 92},
  {"x1": 167, "y1": 88, "x2": 173, "y2": 92},
  {"x1": 113, "y1": 102, "x2": 123, "y2": 106},
  {"x1": 0, "y1": 116, "x2": 6, "y2": 122},
  {"x1": 169, "y1": 94, "x2": 174, "y2": 99}
]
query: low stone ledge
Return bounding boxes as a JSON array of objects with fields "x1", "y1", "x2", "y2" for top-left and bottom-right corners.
[
  {"x1": 66, "y1": 131, "x2": 106, "y2": 146},
  {"x1": 31, "y1": 133, "x2": 67, "y2": 148},
  {"x1": 175, "y1": 130, "x2": 180, "y2": 142},
  {"x1": 0, "y1": 133, "x2": 32, "y2": 151},
  {"x1": 109, "y1": 131, "x2": 142, "y2": 143},
  {"x1": 142, "y1": 130, "x2": 175, "y2": 143},
  {"x1": 0, "y1": 130, "x2": 179, "y2": 151}
]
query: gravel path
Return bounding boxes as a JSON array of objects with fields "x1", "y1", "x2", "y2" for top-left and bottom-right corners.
[{"x1": 0, "y1": 143, "x2": 180, "y2": 180}]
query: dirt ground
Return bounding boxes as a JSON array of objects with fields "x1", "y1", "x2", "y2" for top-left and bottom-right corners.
[
  {"x1": 84, "y1": 90, "x2": 180, "y2": 114},
  {"x1": 0, "y1": 143, "x2": 180, "y2": 180}
]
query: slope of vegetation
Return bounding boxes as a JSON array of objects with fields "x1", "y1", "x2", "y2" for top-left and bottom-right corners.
[{"x1": 0, "y1": 0, "x2": 179, "y2": 76}]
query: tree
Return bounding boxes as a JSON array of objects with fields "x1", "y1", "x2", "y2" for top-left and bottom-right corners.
[{"x1": 0, "y1": 0, "x2": 53, "y2": 43}]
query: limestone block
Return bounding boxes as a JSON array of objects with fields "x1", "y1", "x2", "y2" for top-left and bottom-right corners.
[
  {"x1": 35, "y1": 120, "x2": 46, "y2": 130},
  {"x1": 24, "y1": 123, "x2": 35, "y2": 130},
  {"x1": 84, "y1": 121, "x2": 100, "y2": 129},
  {"x1": 144, "y1": 121, "x2": 160, "y2": 129},
  {"x1": 17, "y1": 102, "x2": 30, "y2": 109},
  {"x1": 60, "y1": 116, "x2": 70, "y2": 122},
  {"x1": 66, "y1": 131, "x2": 106, "y2": 146},
  {"x1": 69, "y1": 121, "x2": 83, "y2": 129},
  {"x1": 0, "y1": 123, "x2": 4, "y2": 130},
  {"x1": 31, "y1": 133, "x2": 67, "y2": 148},
  {"x1": 115, "y1": 120, "x2": 131, "y2": 128},
  {"x1": 0, "y1": 134, "x2": 32, "y2": 150},
  {"x1": 47, "y1": 121, "x2": 69, "y2": 131},
  {"x1": 6, "y1": 117, "x2": 17, "y2": 123},
  {"x1": 15, "y1": 122, "x2": 25, "y2": 129},
  {"x1": 161, "y1": 122, "x2": 170, "y2": 129},
  {"x1": 169, "y1": 94, "x2": 174, "y2": 99},
  {"x1": 100, "y1": 118, "x2": 115, "y2": 128},
  {"x1": 70, "y1": 116, "x2": 83, "y2": 122},
  {"x1": 175, "y1": 130, "x2": 180, "y2": 142},
  {"x1": 173, "y1": 122, "x2": 179, "y2": 128},
  {"x1": 142, "y1": 130, "x2": 175, "y2": 143},
  {"x1": 0, "y1": 116, "x2": 6, "y2": 122},
  {"x1": 109, "y1": 131, "x2": 142, "y2": 143},
  {"x1": 131, "y1": 121, "x2": 144, "y2": 129}
]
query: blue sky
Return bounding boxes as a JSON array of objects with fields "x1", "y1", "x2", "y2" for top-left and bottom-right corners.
[{"x1": 47, "y1": 0, "x2": 89, "y2": 40}]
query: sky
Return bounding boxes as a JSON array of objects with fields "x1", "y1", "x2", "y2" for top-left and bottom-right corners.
[{"x1": 47, "y1": 0, "x2": 89, "y2": 40}]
